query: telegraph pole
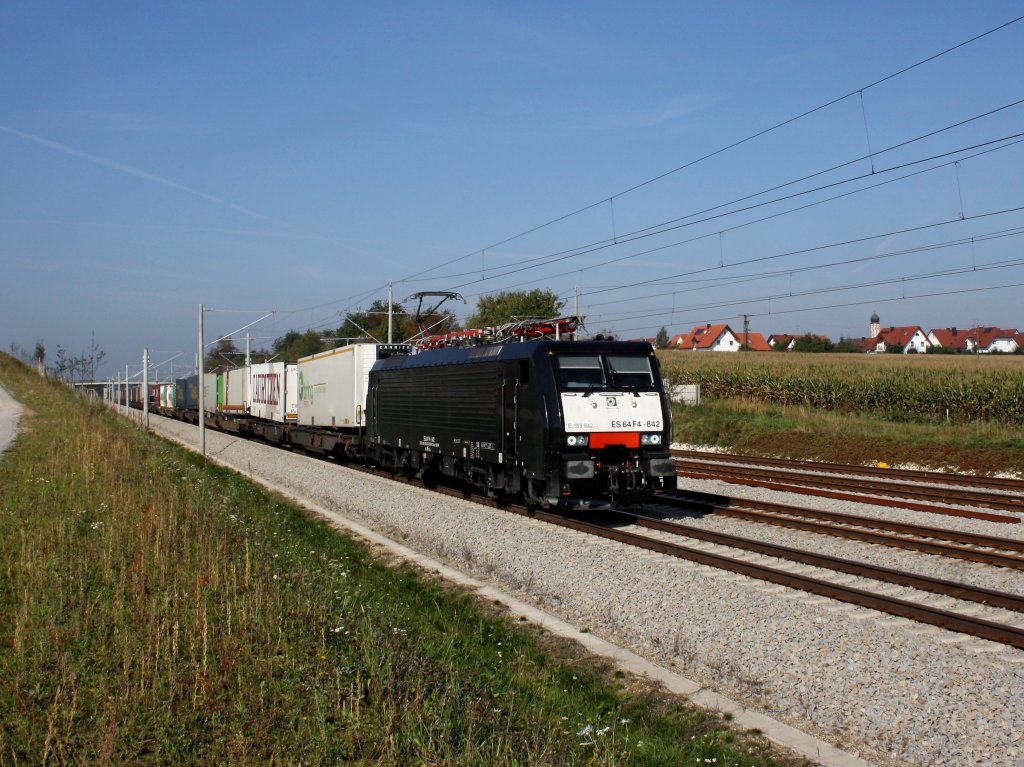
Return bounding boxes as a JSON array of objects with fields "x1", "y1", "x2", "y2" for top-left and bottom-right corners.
[
  {"x1": 387, "y1": 281, "x2": 393, "y2": 344},
  {"x1": 198, "y1": 303, "x2": 205, "y2": 458},
  {"x1": 143, "y1": 348, "x2": 149, "y2": 428}
]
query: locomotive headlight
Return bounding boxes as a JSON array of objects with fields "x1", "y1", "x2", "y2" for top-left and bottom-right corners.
[
  {"x1": 641, "y1": 433, "x2": 662, "y2": 445},
  {"x1": 566, "y1": 434, "x2": 589, "y2": 447}
]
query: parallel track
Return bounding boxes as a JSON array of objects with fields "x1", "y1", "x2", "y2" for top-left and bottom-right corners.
[
  {"x1": 296, "y1": 446, "x2": 1024, "y2": 651},
  {"x1": 672, "y1": 449, "x2": 1024, "y2": 492},
  {"x1": 514, "y1": 506, "x2": 1024, "y2": 651},
  {"x1": 662, "y1": 491, "x2": 1024, "y2": 570},
  {"x1": 674, "y1": 461, "x2": 1021, "y2": 523},
  {"x1": 673, "y1": 454, "x2": 1024, "y2": 515}
]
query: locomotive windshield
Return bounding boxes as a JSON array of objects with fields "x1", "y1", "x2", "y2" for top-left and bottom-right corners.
[
  {"x1": 606, "y1": 354, "x2": 656, "y2": 389},
  {"x1": 555, "y1": 353, "x2": 656, "y2": 391},
  {"x1": 556, "y1": 355, "x2": 605, "y2": 389}
]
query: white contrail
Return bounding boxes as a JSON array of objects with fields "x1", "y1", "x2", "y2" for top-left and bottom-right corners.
[{"x1": 0, "y1": 123, "x2": 268, "y2": 220}]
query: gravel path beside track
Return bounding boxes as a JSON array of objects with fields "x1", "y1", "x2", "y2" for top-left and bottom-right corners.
[
  {"x1": 0, "y1": 385, "x2": 24, "y2": 458},
  {"x1": 151, "y1": 416, "x2": 1023, "y2": 767}
]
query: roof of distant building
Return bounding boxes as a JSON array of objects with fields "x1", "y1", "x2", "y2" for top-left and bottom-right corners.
[
  {"x1": 739, "y1": 332, "x2": 772, "y2": 351},
  {"x1": 669, "y1": 324, "x2": 735, "y2": 350},
  {"x1": 876, "y1": 326, "x2": 925, "y2": 349},
  {"x1": 928, "y1": 327, "x2": 971, "y2": 350}
]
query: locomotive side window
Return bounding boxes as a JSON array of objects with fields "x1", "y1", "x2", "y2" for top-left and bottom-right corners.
[
  {"x1": 556, "y1": 355, "x2": 605, "y2": 390},
  {"x1": 606, "y1": 355, "x2": 656, "y2": 390}
]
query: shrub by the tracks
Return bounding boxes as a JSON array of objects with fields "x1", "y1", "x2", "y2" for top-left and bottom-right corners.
[{"x1": 0, "y1": 355, "x2": 798, "y2": 766}]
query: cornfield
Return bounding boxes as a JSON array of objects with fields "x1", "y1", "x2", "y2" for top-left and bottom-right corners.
[{"x1": 658, "y1": 352, "x2": 1024, "y2": 425}]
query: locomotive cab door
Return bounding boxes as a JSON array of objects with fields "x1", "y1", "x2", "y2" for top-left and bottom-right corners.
[{"x1": 500, "y1": 361, "x2": 526, "y2": 460}]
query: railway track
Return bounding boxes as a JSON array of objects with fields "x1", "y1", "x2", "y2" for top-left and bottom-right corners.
[
  {"x1": 512, "y1": 505, "x2": 1024, "y2": 651},
  {"x1": 289, "y1": 448, "x2": 1024, "y2": 651},
  {"x1": 672, "y1": 451, "x2": 1024, "y2": 514},
  {"x1": 673, "y1": 457, "x2": 1023, "y2": 522},
  {"x1": 148, "y1": 412, "x2": 1024, "y2": 653},
  {"x1": 662, "y1": 491, "x2": 1024, "y2": 570},
  {"x1": 672, "y1": 448, "x2": 1024, "y2": 492}
]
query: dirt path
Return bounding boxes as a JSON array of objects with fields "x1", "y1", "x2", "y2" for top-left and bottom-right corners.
[{"x1": 0, "y1": 384, "x2": 24, "y2": 458}]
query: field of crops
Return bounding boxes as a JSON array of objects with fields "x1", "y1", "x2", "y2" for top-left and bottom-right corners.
[{"x1": 658, "y1": 352, "x2": 1024, "y2": 425}]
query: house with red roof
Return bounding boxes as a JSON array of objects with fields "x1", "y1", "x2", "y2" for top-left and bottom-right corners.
[
  {"x1": 874, "y1": 326, "x2": 931, "y2": 354},
  {"x1": 767, "y1": 333, "x2": 797, "y2": 350},
  {"x1": 964, "y1": 327, "x2": 1019, "y2": 354},
  {"x1": 927, "y1": 327, "x2": 972, "y2": 352},
  {"x1": 737, "y1": 332, "x2": 772, "y2": 351},
  {"x1": 668, "y1": 323, "x2": 742, "y2": 352}
]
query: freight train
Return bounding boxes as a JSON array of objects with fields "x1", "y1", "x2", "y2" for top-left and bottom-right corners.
[{"x1": 131, "y1": 334, "x2": 676, "y2": 509}]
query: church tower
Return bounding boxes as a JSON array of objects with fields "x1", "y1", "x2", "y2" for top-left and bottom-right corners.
[{"x1": 870, "y1": 311, "x2": 880, "y2": 338}]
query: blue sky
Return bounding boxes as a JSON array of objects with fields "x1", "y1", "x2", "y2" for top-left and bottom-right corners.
[{"x1": 2, "y1": 1, "x2": 1023, "y2": 376}]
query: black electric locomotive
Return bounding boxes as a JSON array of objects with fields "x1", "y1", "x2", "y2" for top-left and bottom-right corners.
[{"x1": 366, "y1": 340, "x2": 675, "y2": 508}]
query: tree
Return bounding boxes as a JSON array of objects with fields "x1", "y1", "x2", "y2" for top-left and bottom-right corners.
[
  {"x1": 655, "y1": 326, "x2": 669, "y2": 349},
  {"x1": 33, "y1": 341, "x2": 45, "y2": 366},
  {"x1": 272, "y1": 330, "x2": 326, "y2": 363},
  {"x1": 53, "y1": 345, "x2": 71, "y2": 381},
  {"x1": 85, "y1": 332, "x2": 105, "y2": 380},
  {"x1": 792, "y1": 334, "x2": 834, "y2": 353},
  {"x1": 466, "y1": 289, "x2": 564, "y2": 329},
  {"x1": 205, "y1": 337, "x2": 241, "y2": 370},
  {"x1": 333, "y1": 299, "x2": 403, "y2": 344}
]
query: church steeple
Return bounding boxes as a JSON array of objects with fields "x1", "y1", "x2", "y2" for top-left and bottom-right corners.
[{"x1": 870, "y1": 311, "x2": 880, "y2": 338}]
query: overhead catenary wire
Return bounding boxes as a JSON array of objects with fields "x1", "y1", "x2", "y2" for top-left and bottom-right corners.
[
  {"x1": 608, "y1": 279, "x2": 1024, "y2": 339},
  {"x1": 578, "y1": 226, "x2": 1024, "y2": 313},
  {"x1": 584, "y1": 255, "x2": 1024, "y2": 326},
  {"x1": 581, "y1": 204, "x2": 1024, "y2": 299},
  {"x1": 491, "y1": 136, "x2": 1024, "y2": 302},
  {"x1": 247, "y1": 15, "x2": 1024, "y2": 346},
  {"x1": 395, "y1": 13, "x2": 1024, "y2": 285},
  {"x1": 408, "y1": 110, "x2": 1024, "y2": 292},
  {"x1": 444, "y1": 132, "x2": 1024, "y2": 308}
]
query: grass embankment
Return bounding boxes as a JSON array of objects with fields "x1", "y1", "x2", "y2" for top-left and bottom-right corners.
[
  {"x1": 661, "y1": 352, "x2": 1024, "y2": 474},
  {"x1": 0, "y1": 356, "x2": 797, "y2": 766}
]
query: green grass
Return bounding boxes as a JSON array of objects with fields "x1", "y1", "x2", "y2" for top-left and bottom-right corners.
[{"x1": 0, "y1": 355, "x2": 800, "y2": 766}]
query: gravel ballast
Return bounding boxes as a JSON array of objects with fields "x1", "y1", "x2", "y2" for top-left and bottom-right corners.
[{"x1": 152, "y1": 417, "x2": 1023, "y2": 767}]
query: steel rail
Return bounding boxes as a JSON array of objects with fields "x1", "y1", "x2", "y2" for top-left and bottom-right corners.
[
  {"x1": 671, "y1": 448, "x2": 1024, "y2": 493},
  {"x1": 619, "y1": 510, "x2": 1024, "y2": 609},
  {"x1": 674, "y1": 459, "x2": 1024, "y2": 513},
  {"x1": 522, "y1": 509, "x2": 1024, "y2": 650},
  {"x1": 662, "y1": 493, "x2": 1024, "y2": 570},
  {"x1": 675, "y1": 467, "x2": 1020, "y2": 524},
  {"x1": 669, "y1": 490, "x2": 1024, "y2": 552}
]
